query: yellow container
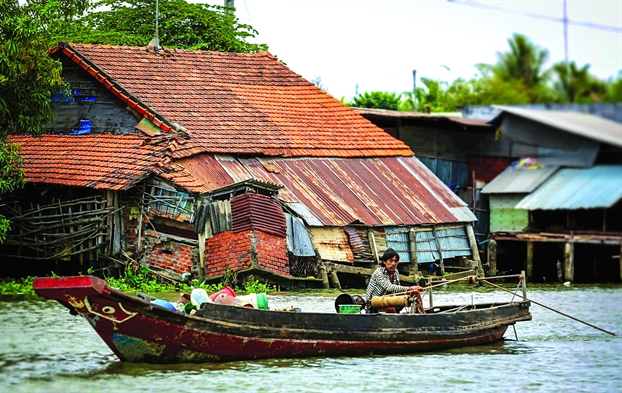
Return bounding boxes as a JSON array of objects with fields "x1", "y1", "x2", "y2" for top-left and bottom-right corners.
[{"x1": 339, "y1": 304, "x2": 361, "y2": 314}]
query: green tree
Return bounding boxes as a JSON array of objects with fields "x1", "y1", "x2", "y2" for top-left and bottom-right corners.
[
  {"x1": 479, "y1": 33, "x2": 554, "y2": 103},
  {"x1": 552, "y1": 61, "x2": 608, "y2": 103},
  {"x1": 1, "y1": 0, "x2": 90, "y2": 243},
  {"x1": 52, "y1": 0, "x2": 268, "y2": 52},
  {"x1": 348, "y1": 91, "x2": 401, "y2": 110},
  {"x1": 605, "y1": 72, "x2": 622, "y2": 102},
  {"x1": 0, "y1": 141, "x2": 24, "y2": 243},
  {"x1": 401, "y1": 74, "x2": 531, "y2": 113}
]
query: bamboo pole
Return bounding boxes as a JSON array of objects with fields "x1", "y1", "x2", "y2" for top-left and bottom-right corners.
[{"x1": 481, "y1": 279, "x2": 616, "y2": 337}]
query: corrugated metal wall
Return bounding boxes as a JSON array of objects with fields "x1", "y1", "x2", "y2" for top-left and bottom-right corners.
[{"x1": 489, "y1": 194, "x2": 528, "y2": 232}]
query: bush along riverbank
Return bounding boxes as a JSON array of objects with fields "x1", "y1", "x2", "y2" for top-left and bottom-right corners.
[{"x1": 0, "y1": 267, "x2": 279, "y2": 297}]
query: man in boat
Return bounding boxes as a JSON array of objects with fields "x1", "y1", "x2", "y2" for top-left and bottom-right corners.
[{"x1": 364, "y1": 248, "x2": 424, "y2": 313}]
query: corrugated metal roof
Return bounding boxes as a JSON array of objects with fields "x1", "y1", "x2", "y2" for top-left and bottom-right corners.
[
  {"x1": 231, "y1": 193, "x2": 286, "y2": 237},
  {"x1": 178, "y1": 154, "x2": 476, "y2": 227},
  {"x1": 515, "y1": 165, "x2": 622, "y2": 210},
  {"x1": 493, "y1": 106, "x2": 622, "y2": 147},
  {"x1": 354, "y1": 107, "x2": 493, "y2": 127},
  {"x1": 481, "y1": 165, "x2": 559, "y2": 194}
]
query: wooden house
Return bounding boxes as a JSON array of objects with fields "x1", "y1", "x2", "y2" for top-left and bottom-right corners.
[
  {"x1": 481, "y1": 106, "x2": 622, "y2": 283},
  {"x1": 1, "y1": 42, "x2": 481, "y2": 288}
]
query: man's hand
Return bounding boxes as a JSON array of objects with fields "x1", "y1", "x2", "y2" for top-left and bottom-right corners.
[{"x1": 407, "y1": 285, "x2": 423, "y2": 294}]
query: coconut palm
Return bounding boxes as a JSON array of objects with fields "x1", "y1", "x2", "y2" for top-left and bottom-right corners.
[
  {"x1": 552, "y1": 61, "x2": 607, "y2": 103},
  {"x1": 479, "y1": 33, "x2": 554, "y2": 103}
]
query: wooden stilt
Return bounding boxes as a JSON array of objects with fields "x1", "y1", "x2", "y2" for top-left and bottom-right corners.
[
  {"x1": 526, "y1": 241, "x2": 534, "y2": 280},
  {"x1": 487, "y1": 238, "x2": 497, "y2": 276},
  {"x1": 327, "y1": 268, "x2": 341, "y2": 289},
  {"x1": 408, "y1": 228, "x2": 418, "y2": 275},
  {"x1": 320, "y1": 264, "x2": 330, "y2": 289},
  {"x1": 564, "y1": 241, "x2": 574, "y2": 282}
]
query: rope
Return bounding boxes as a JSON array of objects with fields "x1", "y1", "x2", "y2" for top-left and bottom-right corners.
[{"x1": 481, "y1": 279, "x2": 616, "y2": 337}]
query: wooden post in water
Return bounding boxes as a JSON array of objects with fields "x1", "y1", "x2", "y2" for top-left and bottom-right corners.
[
  {"x1": 465, "y1": 224, "x2": 481, "y2": 264},
  {"x1": 487, "y1": 238, "x2": 497, "y2": 276},
  {"x1": 428, "y1": 277, "x2": 433, "y2": 308},
  {"x1": 564, "y1": 241, "x2": 574, "y2": 282},
  {"x1": 526, "y1": 241, "x2": 534, "y2": 280},
  {"x1": 408, "y1": 228, "x2": 418, "y2": 275},
  {"x1": 521, "y1": 270, "x2": 527, "y2": 299},
  {"x1": 328, "y1": 268, "x2": 341, "y2": 289},
  {"x1": 320, "y1": 264, "x2": 330, "y2": 289}
]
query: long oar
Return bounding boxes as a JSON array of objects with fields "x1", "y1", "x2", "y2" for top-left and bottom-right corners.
[{"x1": 481, "y1": 279, "x2": 617, "y2": 337}]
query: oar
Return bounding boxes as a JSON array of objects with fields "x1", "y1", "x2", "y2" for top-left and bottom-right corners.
[
  {"x1": 481, "y1": 279, "x2": 617, "y2": 337},
  {"x1": 386, "y1": 276, "x2": 474, "y2": 298}
]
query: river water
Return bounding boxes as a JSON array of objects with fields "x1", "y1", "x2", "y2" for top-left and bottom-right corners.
[{"x1": 1, "y1": 284, "x2": 620, "y2": 393}]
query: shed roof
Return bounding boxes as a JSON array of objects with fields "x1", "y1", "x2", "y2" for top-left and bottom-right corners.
[
  {"x1": 50, "y1": 42, "x2": 413, "y2": 158},
  {"x1": 492, "y1": 106, "x2": 622, "y2": 147},
  {"x1": 515, "y1": 165, "x2": 622, "y2": 210},
  {"x1": 481, "y1": 162, "x2": 559, "y2": 194},
  {"x1": 354, "y1": 107, "x2": 493, "y2": 127}
]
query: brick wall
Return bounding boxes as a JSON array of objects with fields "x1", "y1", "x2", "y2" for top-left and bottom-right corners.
[
  {"x1": 124, "y1": 207, "x2": 290, "y2": 279},
  {"x1": 254, "y1": 231, "x2": 289, "y2": 276},
  {"x1": 147, "y1": 242, "x2": 195, "y2": 275}
]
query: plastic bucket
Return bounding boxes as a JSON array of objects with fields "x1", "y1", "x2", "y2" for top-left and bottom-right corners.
[
  {"x1": 209, "y1": 286, "x2": 236, "y2": 301},
  {"x1": 339, "y1": 304, "x2": 362, "y2": 314},
  {"x1": 334, "y1": 293, "x2": 357, "y2": 312},
  {"x1": 153, "y1": 299, "x2": 177, "y2": 311}
]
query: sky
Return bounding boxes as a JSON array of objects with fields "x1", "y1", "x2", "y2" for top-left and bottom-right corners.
[{"x1": 199, "y1": 0, "x2": 622, "y2": 101}]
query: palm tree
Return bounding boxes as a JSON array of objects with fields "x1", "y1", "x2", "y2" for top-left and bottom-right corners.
[
  {"x1": 481, "y1": 33, "x2": 554, "y2": 103},
  {"x1": 552, "y1": 61, "x2": 607, "y2": 103},
  {"x1": 494, "y1": 33, "x2": 550, "y2": 87}
]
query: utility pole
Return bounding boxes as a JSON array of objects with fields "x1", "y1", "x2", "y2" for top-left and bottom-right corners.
[
  {"x1": 412, "y1": 70, "x2": 417, "y2": 112},
  {"x1": 225, "y1": 0, "x2": 234, "y2": 15},
  {"x1": 563, "y1": 0, "x2": 569, "y2": 63}
]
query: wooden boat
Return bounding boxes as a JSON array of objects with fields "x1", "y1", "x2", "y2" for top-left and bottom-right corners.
[{"x1": 33, "y1": 275, "x2": 532, "y2": 363}]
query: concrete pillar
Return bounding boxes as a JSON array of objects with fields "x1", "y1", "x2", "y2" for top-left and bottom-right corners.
[
  {"x1": 526, "y1": 241, "x2": 534, "y2": 280},
  {"x1": 487, "y1": 238, "x2": 497, "y2": 276},
  {"x1": 564, "y1": 241, "x2": 574, "y2": 282}
]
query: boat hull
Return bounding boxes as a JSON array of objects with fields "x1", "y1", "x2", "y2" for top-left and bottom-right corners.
[{"x1": 33, "y1": 276, "x2": 531, "y2": 363}]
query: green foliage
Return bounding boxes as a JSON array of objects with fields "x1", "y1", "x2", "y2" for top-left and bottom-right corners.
[
  {"x1": 243, "y1": 276, "x2": 279, "y2": 294},
  {"x1": 0, "y1": 0, "x2": 88, "y2": 138},
  {"x1": 488, "y1": 33, "x2": 551, "y2": 90},
  {"x1": 552, "y1": 61, "x2": 609, "y2": 103},
  {"x1": 0, "y1": 138, "x2": 25, "y2": 243},
  {"x1": 348, "y1": 91, "x2": 401, "y2": 110},
  {"x1": 397, "y1": 33, "x2": 621, "y2": 113},
  {"x1": 52, "y1": 0, "x2": 268, "y2": 53},
  {"x1": 606, "y1": 72, "x2": 622, "y2": 102},
  {"x1": 0, "y1": 276, "x2": 35, "y2": 295}
]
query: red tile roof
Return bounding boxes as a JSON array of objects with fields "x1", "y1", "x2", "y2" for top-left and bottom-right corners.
[
  {"x1": 51, "y1": 42, "x2": 413, "y2": 158},
  {"x1": 9, "y1": 134, "x2": 177, "y2": 190}
]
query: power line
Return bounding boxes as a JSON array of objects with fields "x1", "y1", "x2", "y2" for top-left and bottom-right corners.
[{"x1": 448, "y1": 0, "x2": 622, "y2": 33}]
